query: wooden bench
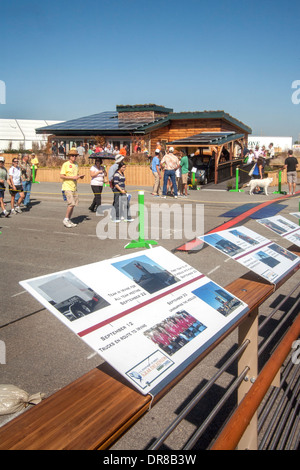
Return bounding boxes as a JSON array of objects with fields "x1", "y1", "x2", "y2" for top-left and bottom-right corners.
[{"x1": 0, "y1": 269, "x2": 297, "y2": 450}]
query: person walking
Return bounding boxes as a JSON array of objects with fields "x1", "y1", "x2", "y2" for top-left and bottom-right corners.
[
  {"x1": 161, "y1": 147, "x2": 180, "y2": 198},
  {"x1": 108, "y1": 154, "x2": 125, "y2": 186},
  {"x1": 284, "y1": 149, "x2": 298, "y2": 195},
  {"x1": 19, "y1": 154, "x2": 32, "y2": 210},
  {"x1": 8, "y1": 157, "x2": 25, "y2": 214},
  {"x1": 89, "y1": 157, "x2": 106, "y2": 212},
  {"x1": 151, "y1": 149, "x2": 161, "y2": 196},
  {"x1": 111, "y1": 162, "x2": 133, "y2": 222},
  {"x1": 60, "y1": 148, "x2": 85, "y2": 228}
]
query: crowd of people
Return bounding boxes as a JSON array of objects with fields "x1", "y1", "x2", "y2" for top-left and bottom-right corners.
[
  {"x1": 60, "y1": 148, "x2": 134, "y2": 227},
  {"x1": 51, "y1": 141, "x2": 130, "y2": 159},
  {"x1": 0, "y1": 140, "x2": 298, "y2": 223},
  {"x1": 0, "y1": 153, "x2": 39, "y2": 217},
  {"x1": 245, "y1": 143, "x2": 298, "y2": 195},
  {"x1": 243, "y1": 142, "x2": 275, "y2": 165},
  {"x1": 150, "y1": 145, "x2": 189, "y2": 198}
]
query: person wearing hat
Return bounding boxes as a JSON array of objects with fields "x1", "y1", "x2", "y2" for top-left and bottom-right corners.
[
  {"x1": 151, "y1": 149, "x2": 161, "y2": 196},
  {"x1": 160, "y1": 147, "x2": 180, "y2": 198},
  {"x1": 15, "y1": 154, "x2": 32, "y2": 210},
  {"x1": 108, "y1": 154, "x2": 125, "y2": 187},
  {"x1": 60, "y1": 148, "x2": 85, "y2": 228},
  {"x1": 8, "y1": 157, "x2": 25, "y2": 214},
  {"x1": 0, "y1": 157, "x2": 10, "y2": 217}
]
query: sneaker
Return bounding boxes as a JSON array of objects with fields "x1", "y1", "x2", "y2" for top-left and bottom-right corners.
[
  {"x1": 15, "y1": 206, "x2": 22, "y2": 213},
  {"x1": 11, "y1": 209, "x2": 17, "y2": 215},
  {"x1": 161, "y1": 195, "x2": 166, "y2": 199},
  {"x1": 3, "y1": 210, "x2": 10, "y2": 217},
  {"x1": 174, "y1": 195, "x2": 178, "y2": 199},
  {"x1": 69, "y1": 221, "x2": 78, "y2": 227},
  {"x1": 124, "y1": 218, "x2": 134, "y2": 222},
  {"x1": 63, "y1": 219, "x2": 73, "y2": 228},
  {"x1": 111, "y1": 219, "x2": 121, "y2": 223}
]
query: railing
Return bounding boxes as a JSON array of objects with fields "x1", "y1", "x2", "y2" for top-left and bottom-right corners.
[
  {"x1": 216, "y1": 159, "x2": 244, "y2": 183},
  {"x1": 146, "y1": 280, "x2": 300, "y2": 451}
]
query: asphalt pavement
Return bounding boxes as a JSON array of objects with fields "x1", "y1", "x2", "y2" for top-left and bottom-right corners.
[{"x1": 0, "y1": 180, "x2": 299, "y2": 449}]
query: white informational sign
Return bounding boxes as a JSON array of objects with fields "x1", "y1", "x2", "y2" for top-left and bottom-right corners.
[
  {"x1": 199, "y1": 226, "x2": 300, "y2": 284},
  {"x1": 257, "y1": 215, "x2": 300, "y2": 249},
  {"x1": 247, "y1": 136, "x2": 292, "y2": 152},
  {"x1": 20, "y1": 247, "x2": 248, "y2": 396}
]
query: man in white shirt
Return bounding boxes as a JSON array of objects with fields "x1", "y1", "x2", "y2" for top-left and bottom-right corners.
[
  {"x1": 108, "y1": 154, "x2": 124, "y2": 183},
  {"x1": 8, "y1": 157, "x2": 25, "y2": 214},
  {"x1": 76, "y1": 143, "x2": 86, "y2": 157},
  {"x1": 253, "y1": 145, "x2": 262, "y2": 161},
  {"x1": 268, "y1": 143, "x2": 275, "y2": 159},
  {"x1": 247, "y1": 149, "x2": 255, "y2": 164}
]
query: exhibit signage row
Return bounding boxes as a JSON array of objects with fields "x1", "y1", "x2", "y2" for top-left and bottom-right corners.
[
  {"x1": 21, "y1": 221, "x2": 300, "y2": 395},
  {"x1": 199, "y1": 224, "x2": 300, "y2": 284}
]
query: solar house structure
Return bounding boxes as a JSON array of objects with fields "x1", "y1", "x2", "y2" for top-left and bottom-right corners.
[{"x1": 36, "y1": 104, "x2": 252, "y2": 184}]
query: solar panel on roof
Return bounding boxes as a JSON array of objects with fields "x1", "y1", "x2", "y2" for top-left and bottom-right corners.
[{"x1": 36, "y1": 111, "x2": 163, "y2": 133}]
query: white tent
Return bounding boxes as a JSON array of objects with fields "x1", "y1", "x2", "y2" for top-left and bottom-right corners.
[{"x1": 0, "y1": 119, "x2": 63, "y2": 151}]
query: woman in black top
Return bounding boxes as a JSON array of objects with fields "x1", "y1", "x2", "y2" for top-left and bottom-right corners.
[{"x1": 112, "y1": 163, "x2": 133, "y2": 222}]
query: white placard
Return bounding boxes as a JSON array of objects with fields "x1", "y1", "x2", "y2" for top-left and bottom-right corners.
[
  {"x1": 20, "y1": 247, "x2": 248, "y2": 395},
  {"x1": 257, "y1": 215, "x2": 300, "y2": 248},
  {"x1": 199, "y1": 226, "x2": 300, "y2": 284}
]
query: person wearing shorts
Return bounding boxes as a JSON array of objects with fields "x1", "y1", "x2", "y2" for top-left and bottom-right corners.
[
  {"x1": 60, "y1": 148, "x2": 84, "y2": 228},
  {"x1": 8, "y1": 157, "x2": 25, "y2": 214},
  {"x1": 285, "y1": 150, "x2": 298, "y2": 195},
  {"x1": 180, "y1": 154, "x2": 189, "y2": 196}
]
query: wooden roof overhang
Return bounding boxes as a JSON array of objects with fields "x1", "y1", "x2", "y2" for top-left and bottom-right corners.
[
  {"x1": 134, "y1": 111, "x2": 252, "y2": 135},
  {"x1": 169, "y1": 132, "x2": 247, "y2": 185},
  {"x1": 168, "y1": 132, "x2": 245, "y2": 148}
]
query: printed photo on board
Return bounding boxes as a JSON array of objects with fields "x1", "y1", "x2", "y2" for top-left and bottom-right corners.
[
  {"x1": 203, "y1": 234, "x2": 244, "y2": 257},
  {"x1": 28, "y1": 272, "x2": 110, "y2": 322},
  {"x1": 192, "y1": 281, "x2": 243, "y2": 317},
  {"x1": 144, "y1": 311, "x2": 207, "y2": 356},
  {"x1": 112, "y1": 255, "x2": 179, "y2": 294}
]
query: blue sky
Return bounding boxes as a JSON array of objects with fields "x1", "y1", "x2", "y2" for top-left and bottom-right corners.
[{"x1": 1, "y1": 0, "x2": 300, "y2": 140}]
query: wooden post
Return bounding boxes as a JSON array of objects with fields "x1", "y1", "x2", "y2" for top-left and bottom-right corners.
[
  {"x1": 230, "y1": 141, "x2": 234, "y2": 177},
  {"x1": 215, "y1": 145, "x2": 223, "y2": 185},
  {"x1": 237, "y1": 308, "x2": 259, "y2": 450}
]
